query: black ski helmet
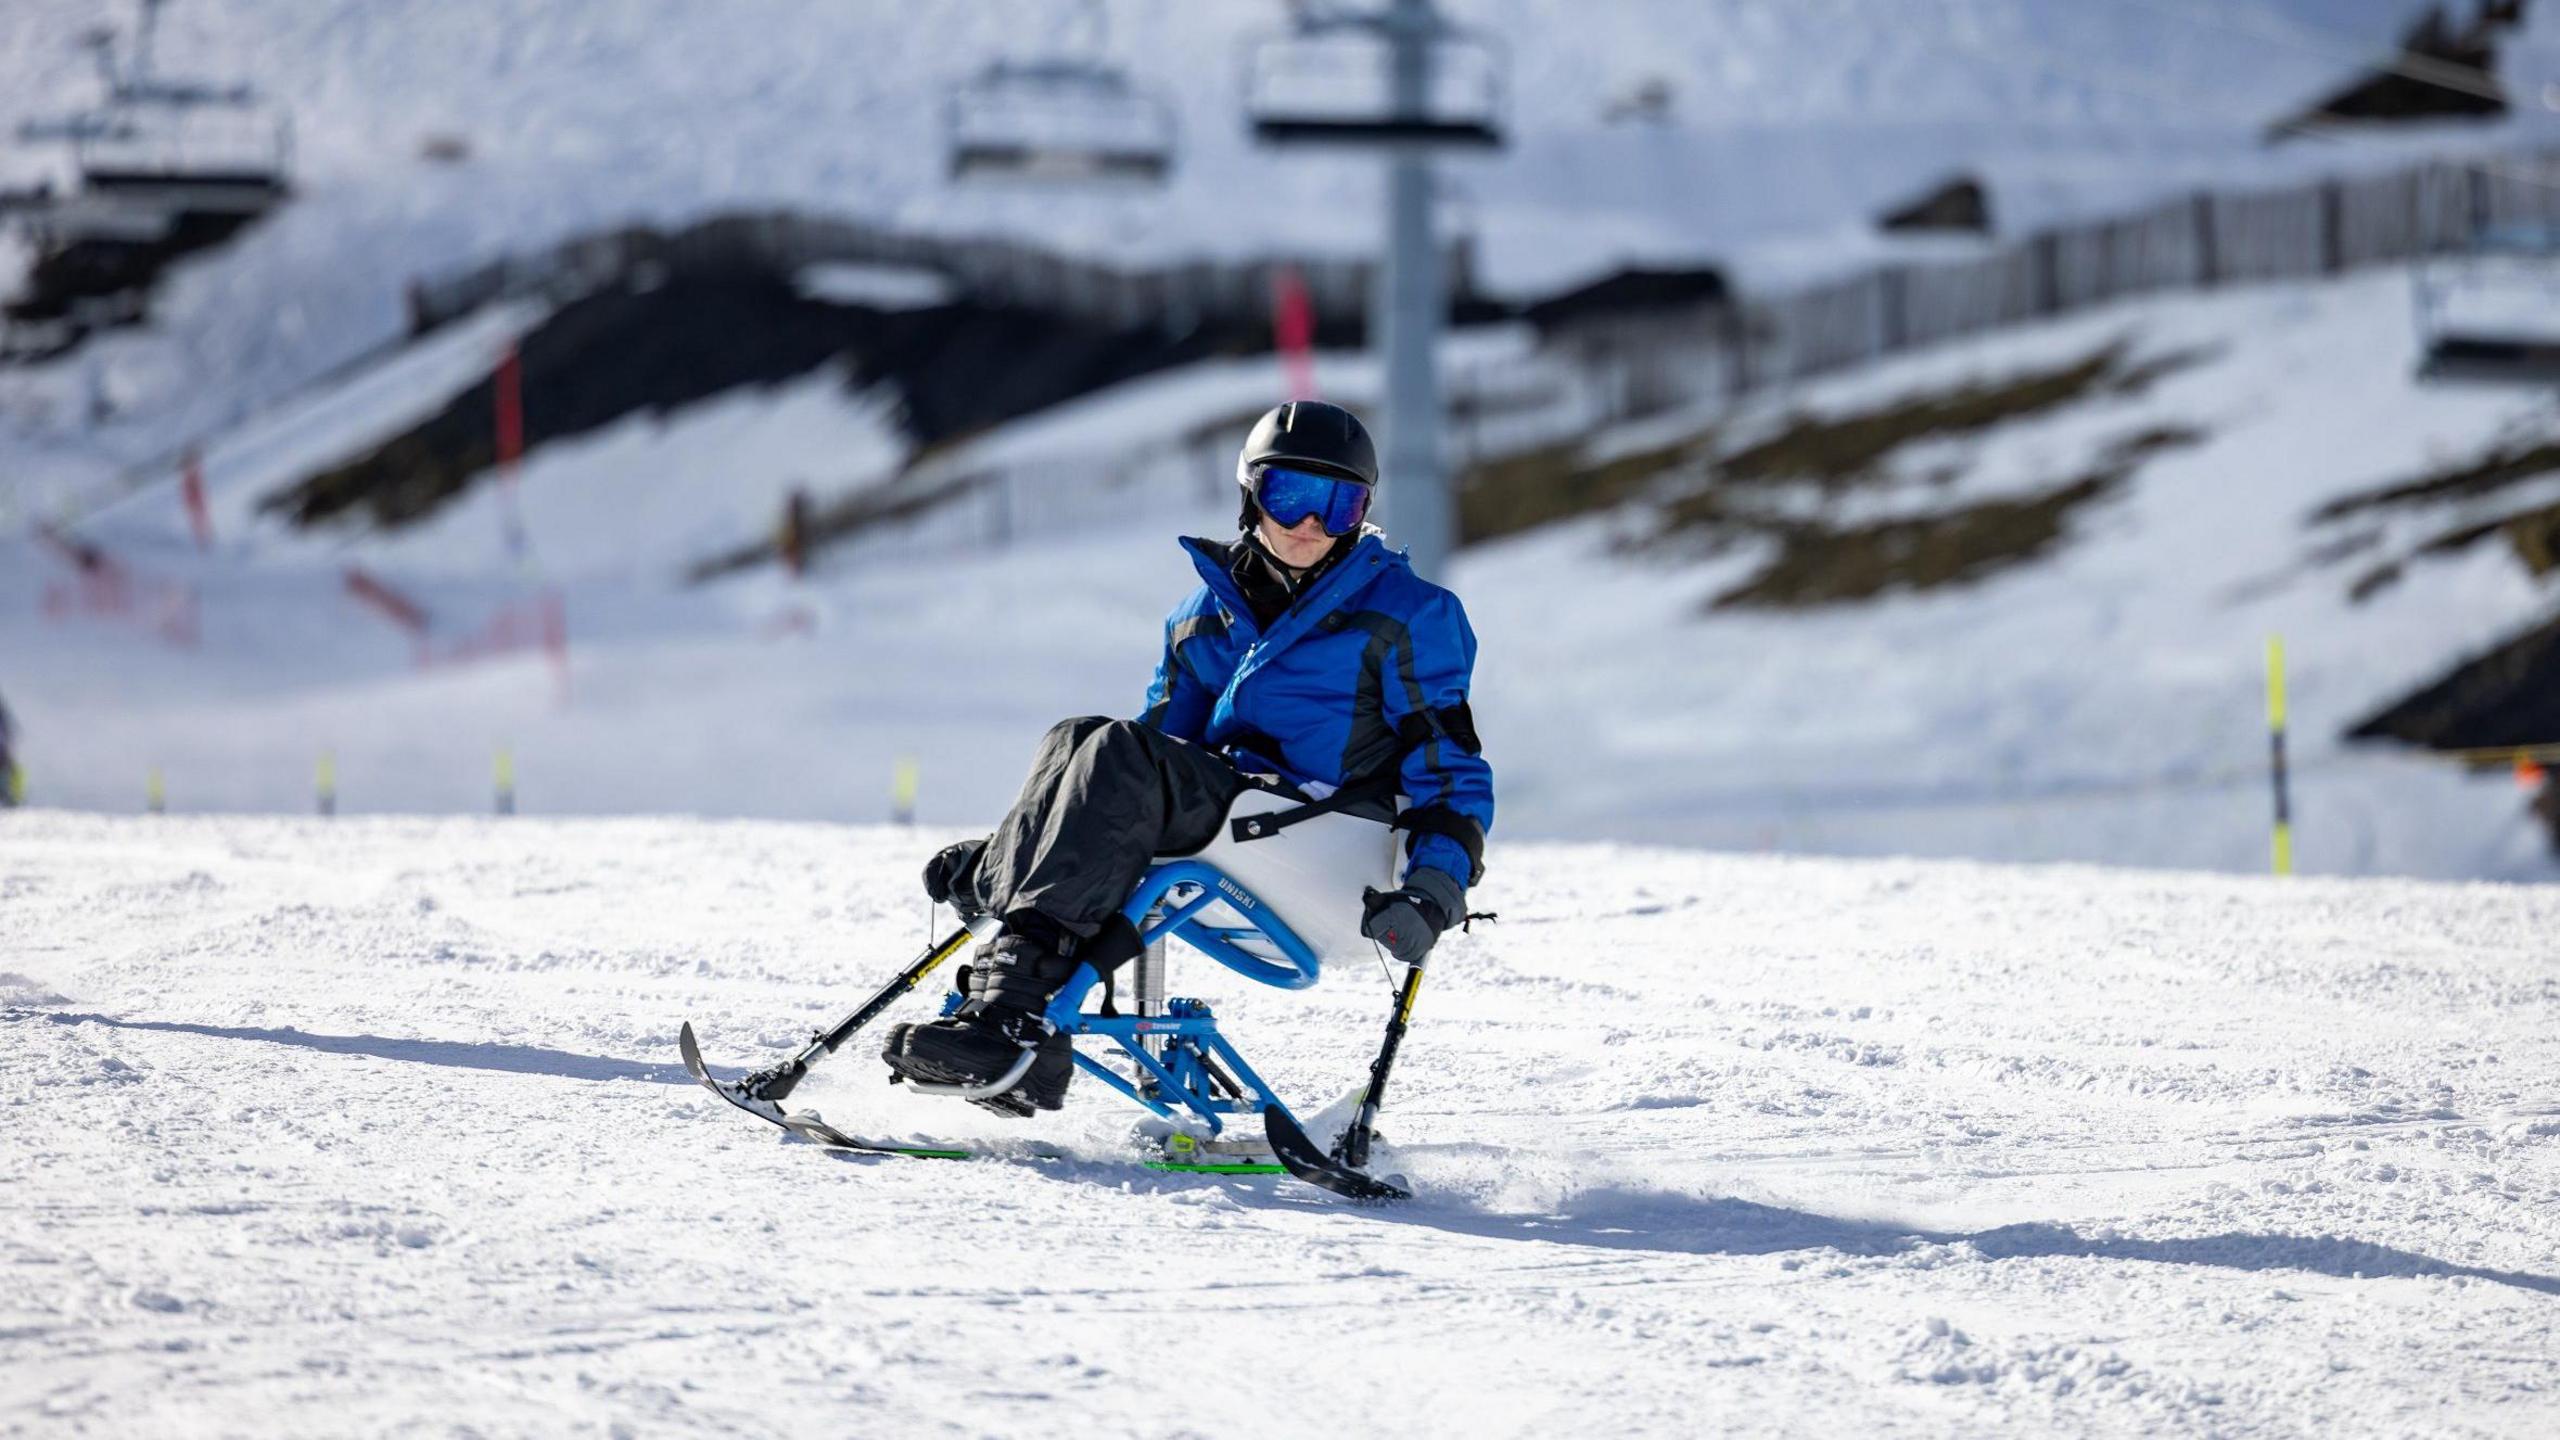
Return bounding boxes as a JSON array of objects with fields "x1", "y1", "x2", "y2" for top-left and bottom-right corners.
[{"x1": 1235, "y1": 401, "x2": 1379, "y2": 524}]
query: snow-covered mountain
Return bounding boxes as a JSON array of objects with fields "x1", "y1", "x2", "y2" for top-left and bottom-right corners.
[
  {"x1": 6, "y1": 258, "x2": 2554, "y2": 879},
  {"x1": 7, "y1": 0, "x2": 2559, "y2": 506},
  {"x1": 4, "y1": 0, "x2": 2559, "y2": 883}
]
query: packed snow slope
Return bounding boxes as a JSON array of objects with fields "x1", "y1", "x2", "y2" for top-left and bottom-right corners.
[{"x1": 3, "y1": 813, "x2": 2556, "y2": 1436}]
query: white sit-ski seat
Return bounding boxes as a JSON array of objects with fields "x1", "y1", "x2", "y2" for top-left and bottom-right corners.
[{"x1": 1142, "y1": 785, "x2": 1398, "y2": 986}]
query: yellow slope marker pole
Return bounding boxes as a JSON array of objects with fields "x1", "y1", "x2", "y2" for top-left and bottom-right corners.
[
  {"x1": 495, "y1": 746, "x2": 516, "y2": 816},
  {"x1": 147, "y1": 767, "x2": 166, "y2": 815},
  {"x1": 891, "y1": 756, "x2": 920, "y2": 826},
  {"x1": 316, "y1": 750, "x2": 337, "y2": 818},
  {"x1": 2266, "y1": 635, "x2": 2293, "y2": 876}
]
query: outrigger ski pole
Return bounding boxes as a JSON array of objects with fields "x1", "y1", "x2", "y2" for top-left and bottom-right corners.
[
  {"x1": 735, "y1": 923, "x2": 977, "y2": 1104},
  {"x1": 1253, "y1": 952, "x2": 1424, "y2": 1203},
  {"x1": 1334, "y1": 953, "x2": 1426, "y2": 1170}
]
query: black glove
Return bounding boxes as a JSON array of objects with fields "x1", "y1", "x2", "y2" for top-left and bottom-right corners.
[
  {"x1": 922, "y1": 838, "x2": 988, "y2": 913},
  {"x1": 1359, "y1": 869, "x2": 1466, "y2": 965}
]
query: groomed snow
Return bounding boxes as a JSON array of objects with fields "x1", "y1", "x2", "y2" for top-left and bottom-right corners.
[{"x1": 3, "y1": 813, "x2": 2555, "y2": 1435}]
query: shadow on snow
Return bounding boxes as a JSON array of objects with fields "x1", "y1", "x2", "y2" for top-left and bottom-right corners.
[
  {"x1": 22, "y1": 1007, "x2": 2551, "y2": 1297},
  {"x1": 1352, "y1": 1184, "x2": 2560, "y2": 1296},
  {"x1": 22, "y1": 1010, "x2": 709, "y2": 1085}
]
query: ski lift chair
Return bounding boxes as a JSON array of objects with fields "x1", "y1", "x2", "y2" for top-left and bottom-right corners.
[
  {"x1": 72, "y1": 93, "x2": 291, "y2": 208},
  {"x1": 20, "y1": 0, "x2": 292, "y2": 206},
  {"x1": 1242, "y1": 21, "x2": 1508, "y2": 151},
  {"x1": 944, "y1": 57, "x2": 1178, "y2": 186},
  {"x1": 2415, "y1": 223, "x2": 2560, "y2": 384}
]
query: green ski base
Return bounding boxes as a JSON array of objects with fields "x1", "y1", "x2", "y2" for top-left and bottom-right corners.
[
  {"x1": 1148, "y1": 1159, "x2": 1287, "y2": 1175},
  {"x1": 810, "y1": 1141, "x2": 1281, "y2": 1174},
  {"x1": 784, "y1": 1109, "x2": 1281, "y2": 1174}
]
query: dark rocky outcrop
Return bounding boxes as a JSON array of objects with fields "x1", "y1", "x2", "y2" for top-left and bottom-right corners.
[
  {"x1": 3, "y1": 178, "x2": 286, "y2": 361},
  {"x1": 1878, "y1": 176, "x2": 1992, "y2": 237},
  {"x1": 1521, "y1": 267, "x2": 1731, "y2": 332},
  {"x1": 263, "y1": 260, "x2": 1395, "y2": 532},
  {"x1": 2272, "y1": 2, "x2": 2525, "y2": 137},
  {"x1": 2351, "y1": 612, "x2": 2560, "y2": 755},
  {"x1": 2349, "y1": 607, "x2": 2560, "y2": 853},
  {"x1": 265, "y1": 203, "x2": 1526, "y2": 535}
]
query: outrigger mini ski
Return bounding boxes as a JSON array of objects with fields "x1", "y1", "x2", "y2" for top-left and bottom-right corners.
[
  {"x1": 678, "y1": 921, "x2": 987, "y2": 1159},
  {"x1": 1262, "y1": 1106, "x2": 1410, "y2": 1201},
  {"x1": 679, "y1": 1020, "x2": 970, "y2": 1159},
  {"x1": 689, "y1": 923, "x2": 982, "y2": 1113},
  {"x1": 1252, "y1": 942, "x2": 1431, "y2": 1202}
]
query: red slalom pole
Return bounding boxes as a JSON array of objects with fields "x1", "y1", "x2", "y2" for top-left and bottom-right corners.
[
  {"x1": 495, "y1": 344, "x2": 528, "y2": 559},
  {"x1": 495, "y1": 346, "x2": 523, "y2": 466},
  {"x1": 343, "y1": 566, "x2": 432, "y2": 642},
  {"x1": 1271, "y1": 264, "x2": 1318, "y2": 401},
  {"x1": 180, "y1": 447, "x2": 213, "y2": 551}
]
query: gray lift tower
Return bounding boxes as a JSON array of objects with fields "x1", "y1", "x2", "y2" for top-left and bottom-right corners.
[{"x1": 1245, "y1": 0, "x2": 1507, "y2": 582}]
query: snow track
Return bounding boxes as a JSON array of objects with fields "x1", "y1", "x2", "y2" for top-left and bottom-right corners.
[{"x1": 4, "y1": 814, "x2": 2555, "y2": 1435}]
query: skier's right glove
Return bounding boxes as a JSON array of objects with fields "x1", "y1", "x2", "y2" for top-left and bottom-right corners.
[
  {"x1": 922, "y1": 838, "x2": 988, "y2": 913},
  {"x1": 1359, "y1": 868, "x2": 1466, "y2": 965}
]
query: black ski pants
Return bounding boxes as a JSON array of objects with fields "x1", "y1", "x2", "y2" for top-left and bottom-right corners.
[{"x1": 961, "y1": 716, "x2": 1248, "y2": 936}]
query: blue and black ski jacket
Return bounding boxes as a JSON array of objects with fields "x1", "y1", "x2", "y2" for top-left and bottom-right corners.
[{"x1": 1139, "y1": 532, "x2": 1493, "y2": 893}]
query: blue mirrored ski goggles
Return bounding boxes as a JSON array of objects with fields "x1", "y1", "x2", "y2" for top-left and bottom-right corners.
[{"x1": 1251, "y1": 464, "x2": 1373, "y2": 536}]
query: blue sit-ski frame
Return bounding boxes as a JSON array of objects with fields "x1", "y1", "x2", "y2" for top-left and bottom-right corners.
[{"x1": 936, "y1": 860, "x2": 1322, "y2": 1138}]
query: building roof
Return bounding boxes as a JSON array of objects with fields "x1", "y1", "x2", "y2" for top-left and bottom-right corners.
[{"x1": 1523, "y1": 266, "x2": 1731, "y2": 333}]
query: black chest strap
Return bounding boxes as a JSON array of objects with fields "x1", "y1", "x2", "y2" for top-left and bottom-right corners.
[
  {"x1": 1225, "y1": 780, "x2": 1486, "y2": 889},
  {"x1": 1227, "y1": 772, "x2": 1398, "y2": 844}
]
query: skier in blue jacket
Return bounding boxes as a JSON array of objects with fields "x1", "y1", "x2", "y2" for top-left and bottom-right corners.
[{"x1": 883, "y1": 401, "x2": 1493, "y2": 1115}]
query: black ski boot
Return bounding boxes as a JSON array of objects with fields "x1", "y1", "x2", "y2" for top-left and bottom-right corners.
[
  {"x1": 881, "y1": 927, "x2": 1079, "y2": 1118},
  {"x1": 880, "y1": 1000, "x2": 1072, "y2": 1118}
]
